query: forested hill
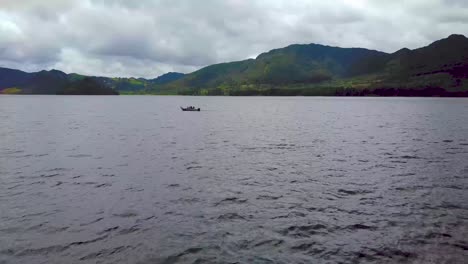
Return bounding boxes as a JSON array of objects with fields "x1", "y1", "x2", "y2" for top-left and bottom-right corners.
[
  {"x1": 0, "y1": 68, "x2": 118, "y2": 95},
  {"x1": 0, "y1": 69, "x2": 185, "y2": 95},
  {"x1": 154, "y1": 34, "x2": 468, "y2": 96},
  {"x1": 2, "y1": 34, "x2": 468, "y2": 96}
]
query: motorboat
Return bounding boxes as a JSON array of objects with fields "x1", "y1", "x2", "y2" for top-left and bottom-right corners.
[{"x1": 180, "y1": 106, "x2": 200, "y2": 111}]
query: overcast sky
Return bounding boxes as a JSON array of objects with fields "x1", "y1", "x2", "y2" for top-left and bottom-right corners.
[{"x1": 0, "y1": 0, "x2": 467, "y2": 78}]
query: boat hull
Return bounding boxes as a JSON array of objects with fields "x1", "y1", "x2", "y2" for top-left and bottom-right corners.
[{"x1": 180, "y1": 107, "x2": 200, "y2": 111}]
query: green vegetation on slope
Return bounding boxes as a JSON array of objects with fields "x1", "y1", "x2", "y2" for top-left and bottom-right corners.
[
  {"x1": 57, "y1": 78, "x2": 119, "y2": 95},
  {"x1": 158, "y1": 44, "x2": 386, "y2": 93},
  {"x1": 1, "y1": 34, "x2": 467, "y2": 96},
  {"x1": 146, "y1": 34, "x2": 468, "y2": 96},
  {"x1": 0, "y1": 69, "x2": 119, "y2": 95},
  {"x1": 1, "y1": 87, "x2": 22, "y2": 94},
  {"x1": 0, "y1": 67, "x2": 185, "y2": 95}
]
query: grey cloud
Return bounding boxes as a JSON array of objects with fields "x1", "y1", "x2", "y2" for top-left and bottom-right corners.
[
  {"x1": 444, "y1": 0, "x2": 468, "y2": 7},
  {"x1": 0, "y1": 0, "x2": 467, "y2": 78}
]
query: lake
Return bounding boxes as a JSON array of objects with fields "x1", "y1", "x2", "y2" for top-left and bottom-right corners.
[{"x1": 1, "y1": 95, "x2": 467, "y2": 263}]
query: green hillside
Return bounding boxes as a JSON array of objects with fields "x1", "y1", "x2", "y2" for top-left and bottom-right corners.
[
  {"x1": 1, "y1": 34, "x2": 468, "y2": 96},
  {"x1": 0, "y1": 68, "x2": 119, "y2": 95},
  {"x1": 149, "y1": 34, "x2": 468, "y2": 96},
  {"x1": 0, "y1": 69, "x2": 185, "y2": 95},
  {"x1": 156, "y1": 44, "x2": 387, "y2": 94},
  {"x1": 57, "y1": 78, "x2": 119, "y2": 95}
]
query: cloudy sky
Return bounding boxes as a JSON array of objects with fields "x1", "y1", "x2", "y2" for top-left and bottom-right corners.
[{"x1": 0, "y1": 0, "x2": 467, "y2": 78}]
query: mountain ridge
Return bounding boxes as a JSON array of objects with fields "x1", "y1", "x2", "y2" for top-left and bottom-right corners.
[
  {"x1": 1, "y1": 34, "x2": 468, "y2": 96},
  {"x1": 160, "y1": 33, "x2": 468, "y2": 96},
  {"x1": 0, "y1": 68, "x2": 185, "y2": 95}
]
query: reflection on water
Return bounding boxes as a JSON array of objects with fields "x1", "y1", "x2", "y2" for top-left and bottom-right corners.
[{"x1": 0, "y1": 95, "x2": 467, "y2": 263}]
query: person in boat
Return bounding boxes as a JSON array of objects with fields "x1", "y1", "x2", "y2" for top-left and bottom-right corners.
[{"x1": 182, "y1": 106, "x2": 199, "y2": 110}]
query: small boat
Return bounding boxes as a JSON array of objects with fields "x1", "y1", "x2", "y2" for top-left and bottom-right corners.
[{"x1": 180, "y1": 106, "x2": 200, "y2": 111}]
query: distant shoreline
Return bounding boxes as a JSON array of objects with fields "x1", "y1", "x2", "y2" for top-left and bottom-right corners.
[{"x1": 3, "y1": 94, "x2": 468, "y2": 98}]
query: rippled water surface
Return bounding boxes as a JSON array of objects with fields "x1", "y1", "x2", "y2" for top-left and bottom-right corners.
[{"x1": 1, "y1": 95, "x2": 468, "y2": 263}]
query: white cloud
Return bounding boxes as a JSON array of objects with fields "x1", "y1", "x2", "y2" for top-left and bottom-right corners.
[{"x1": 0, "y1": 0, "x2": 466, "y2": 78}]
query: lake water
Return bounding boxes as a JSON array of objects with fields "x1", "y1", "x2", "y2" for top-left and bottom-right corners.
[{"x1": 0, "y1": 95, "x2": 467, "y2": 264}]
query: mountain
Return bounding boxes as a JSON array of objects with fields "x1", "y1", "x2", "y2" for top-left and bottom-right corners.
[
  {"x1": 1, "y1": 34, "x2": 468, "y2": 96},
  {"x1": 161, "y1": 45, "x2": 386, "y2": 91},
  {"x1": 0, "y1": 68, "x2": 119, "y2": 95},
  {"x1": 388, "y1": 34, "x2": 468, "y2": 77},
  {"x1": 89, "y1": 72, "x2": 185, "y2": 93},
  {"x1": 152, "y1": 34, "x2": 468, "y2": 96},
  {"x1": 57, "y1": 77, "x2": 119, "y2": 95},
  {"x1": 0, "y1": 68, "x2": 32, "y2": 88},
  {"x1": 339, "y1": 34, "x2": 468, "y2": 96},
  {"x1": 0, "y1": 67, "x2": 185, "y2": 95},
  {"x1": 0, "y1": 68, "x2": 69, "y2": 94},
  {"x1": 150, "y1": 72, "x2": 185, "y2": 85}
]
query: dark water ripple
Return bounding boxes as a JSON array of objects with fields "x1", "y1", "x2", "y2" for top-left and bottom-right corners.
[{"x1": 1, "y1": 96, "x2": 468, "y2": 263}]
